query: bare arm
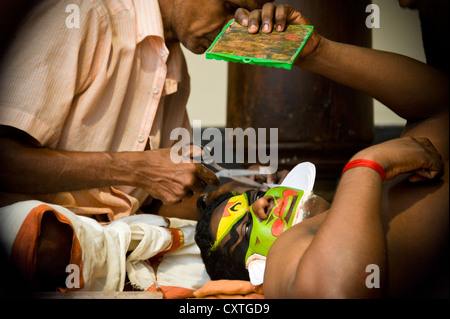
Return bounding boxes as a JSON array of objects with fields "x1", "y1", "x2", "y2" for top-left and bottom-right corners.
[
  {"x1": 236, "y1": 3, "x2": 449, "y2": 122},
  {"x1": 264, "y1": 137, "x2": 444, "y2": 298},
  {"x1": 0, "y1": 126, "x2": 219, "y2": 205},
  {"x1": 299, "y1": 38, "x2": 449, "y2": 121}
]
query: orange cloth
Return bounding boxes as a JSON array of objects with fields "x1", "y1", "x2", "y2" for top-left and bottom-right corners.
[
  {"x1": 11, "y1": 204, "x2": 84, "y2": 290},
  {"x1": 194, "y1": 280, "x2": 264, "y2": 299},
  {"x1": 146, "y1": 284, "x2": 195, "y2": 299},
  {"x1": 0, "y1": 0, "x2": 191, "y2": 221},
  {"x1": 145, "y1": 280, "x2": 264, "y2": 299}
]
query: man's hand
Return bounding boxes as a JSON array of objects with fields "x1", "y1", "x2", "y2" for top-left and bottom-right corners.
[
  {"x1": 234, "y1": 2, "x2": 321, "y2": 61},
  {"x1": 0, "y1": 127, "x2": 220, "y2": 206},
  {"x1": 127, "y1": 148, "x2": 220, "y2": 205},
  {"x1": 246, "y1": 165, "x2": 289, "y2": 185},
  {"x1": 351, "y1": 137, "x2": 445, "y2": 182}
]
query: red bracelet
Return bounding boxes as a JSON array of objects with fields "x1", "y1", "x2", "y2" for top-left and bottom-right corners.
[{"x1": 342, "y1": 159, "x2": 386, "y2": 181}]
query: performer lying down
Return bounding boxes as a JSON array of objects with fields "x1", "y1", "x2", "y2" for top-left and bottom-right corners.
[
  {"x1": 195, "y1": 137, "x2": 448, "y2": 299},
  {"x1": 194, "y1": 2, "x2": 449, "y2": 299}
]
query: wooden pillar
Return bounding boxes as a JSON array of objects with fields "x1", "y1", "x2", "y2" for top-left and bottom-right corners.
[{"x1": 227, "y1": 0, "x2": 373, "y2": 199}]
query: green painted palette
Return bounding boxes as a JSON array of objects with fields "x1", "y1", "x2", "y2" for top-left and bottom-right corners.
[{"x1": 206, "y1": 20, "x2": 314, "y2": 70}]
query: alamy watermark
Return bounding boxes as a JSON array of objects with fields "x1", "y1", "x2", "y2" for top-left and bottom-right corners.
[
  {"x1": 366, "y1": 4, "x2": 381, "y2": 29},
  {"x1": 170, "y1": 120, "x2": 279, "y2": 174},
  {"x1": 65, "y1": 4, "x2": 80, "y2": 29},
  {"x1": 65, "y1": 3, "x2": 380, "y2": 30},
  {"x1": 365, "y1": 264, "x2": 381, "y2": 289},
  {"x1": 65, "y1": 264, "x2": 81, "y2": 289},
  {"x1": 64, "y1": 262, "x2": 380, "y2": 290}
]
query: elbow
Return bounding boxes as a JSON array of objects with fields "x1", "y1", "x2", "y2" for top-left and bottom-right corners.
[
  {"x1": 285, "y1": 282, "x2": 348, "y2": 299},
  {"x1": 286, "y1": 285, "x2": 382, "y2": 300},
  {"x1": 284, "y1": 273, "x2": 384, "y2": 299}
]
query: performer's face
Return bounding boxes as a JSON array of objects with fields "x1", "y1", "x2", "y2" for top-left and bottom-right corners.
[{"x1": 210, "y1": 187, "x2": 306, "y2": 265}]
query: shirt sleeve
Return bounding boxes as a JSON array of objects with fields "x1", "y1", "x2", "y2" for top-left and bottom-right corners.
[{"x1": 0, "y1": 0, "x2": 105, "y2": 147}]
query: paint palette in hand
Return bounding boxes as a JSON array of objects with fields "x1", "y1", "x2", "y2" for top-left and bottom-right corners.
[{"x1": 206, "y1": 19, "x2": 314, "y2": 70}]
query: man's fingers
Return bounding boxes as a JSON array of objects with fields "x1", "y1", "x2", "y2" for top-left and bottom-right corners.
[
  {"x1": 248, "y1": 9, "x2": 262, "y2": 33},
  {"x1": 156, "y1": 184, "x2": 183, "y2": 206},
  {"x1": 409, "y1": 138, "x2": 444, "y2": 182},
  {"x1": 236, "y1": 4, "x2": 307, "y2": 34},
  {"x1": 416, "y1": 137, "x2": 442, "y2": 159},
  {"x1": 275, "y1": 4, "x2": 304, "y2": 31},
  {"x1": 274, "y1": 4, "x2": 290, "y2": 32},
  {"x1": 189, "y1": 177, "x2": 207, "y2": 195},
  {"x1": 409, "y1": 167, "x2": 444, "y2": 183},
  {"x1": 261, "y1": 2, "x2": 276, "y2": 33},
  {"x1": 235, "y1": 8, "x2": 250, "y2": 26},
  {"x1": 196, "y1": 164, "x2": 220, "y2": 187},
  {"x1": 415, "y1": 137, "x2": 435, "y2": 151},
  {"x1": 180, "y1": 144, "x2": 204, "y2": 162}
]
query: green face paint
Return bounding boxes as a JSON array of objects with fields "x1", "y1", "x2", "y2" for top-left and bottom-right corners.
[
  {"x1": 211, "y1": 187, "x2": 305, "y2": 265},
  {"x1": 244, "y1": 187, "x2": 304, "y2": 263}
]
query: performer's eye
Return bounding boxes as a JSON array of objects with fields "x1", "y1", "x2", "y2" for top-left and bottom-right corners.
[
  {"x1": 244, "y1": 217, "x2": 253, "y2": 239},
  {"x1": 253, "y1": 190, "x2": 266, "y2": 202}
]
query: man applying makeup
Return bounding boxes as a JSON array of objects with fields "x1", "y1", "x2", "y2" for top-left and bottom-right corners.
[{"x1": 195, "y1": 1, "x2": 448, "y2": 298}]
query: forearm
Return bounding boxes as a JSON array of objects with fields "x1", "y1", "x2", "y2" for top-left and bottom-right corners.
[
  {"x1": 147, "y1": 195, "x2": 202, "y2": 221},
  {"x1": 298, "y1": 37, "x2": 449, "y2": 120},
  {"x1": 293, "y1": 167, "x2": 385, "y2": 298},
  {"x1": 0, "y1": 137, "x2": 131, "y2": 194},
  {"x1": 0, "y1": 136, "x2": 218, "y2": 206}
]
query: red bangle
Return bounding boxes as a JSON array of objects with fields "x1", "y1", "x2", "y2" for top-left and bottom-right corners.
[{"x1": 342, "y1": 159, "x2": 386, "y2": 181}]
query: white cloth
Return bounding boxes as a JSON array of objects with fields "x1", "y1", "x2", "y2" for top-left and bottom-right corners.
[{"x1": 0, "y1": 200, "x2": 210, "y2": 291}]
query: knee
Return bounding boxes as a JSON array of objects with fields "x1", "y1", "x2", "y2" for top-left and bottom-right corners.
[{"x1": 34, "y1": 212, "x2": 73, "y2": 291}]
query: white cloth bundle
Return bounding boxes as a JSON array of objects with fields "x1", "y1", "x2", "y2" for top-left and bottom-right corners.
[{"x1": 0, "y1": 200, "x2": 210, "y2": 292}]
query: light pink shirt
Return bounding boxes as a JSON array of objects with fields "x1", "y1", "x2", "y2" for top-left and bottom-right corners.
[{"x1": 0, "y1": 0, "x2": 191, "y2": 222}]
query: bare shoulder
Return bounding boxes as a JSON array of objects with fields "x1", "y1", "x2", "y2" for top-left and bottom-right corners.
[{"x1": 264, "y1": 212, "x2": 328, "y2": 298}]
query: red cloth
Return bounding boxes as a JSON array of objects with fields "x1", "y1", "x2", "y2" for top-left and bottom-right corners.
[
  {"x1": 146, "y1": 284, "x2": 195, "y2": 299},
  {"x1": 194, "y1": 280, "x2": 264, "y2": 299}
]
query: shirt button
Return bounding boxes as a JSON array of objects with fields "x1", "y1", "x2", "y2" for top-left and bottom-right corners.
[
  {"x1": 137, "y1": 135, "x2": 146, "y2": 143},
  {"x1": 152, "y1": 87, "x2": 160, "y2": 94},
  {"x1": 160, "y1": 49, "x2": 166, "y2": 57}
]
